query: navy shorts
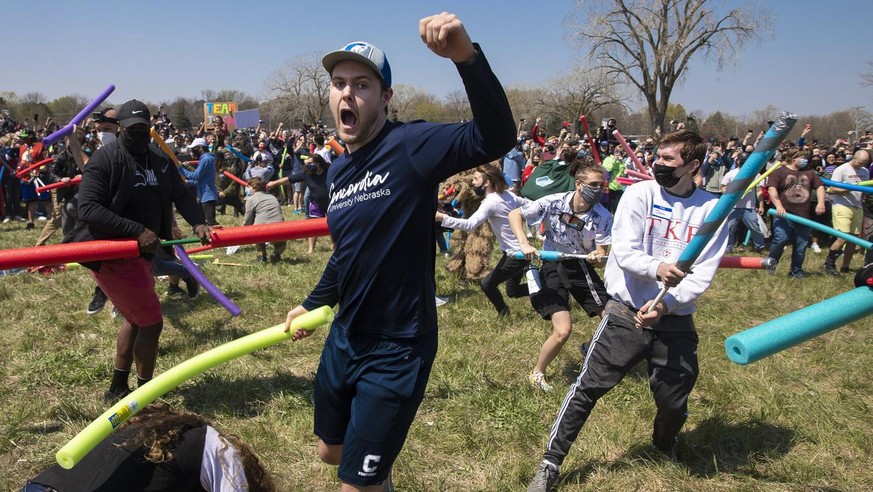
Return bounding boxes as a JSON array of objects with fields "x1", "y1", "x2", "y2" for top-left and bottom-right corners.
[{"x1": 314, "y1": 325, "x2": 438, "y2": 486}]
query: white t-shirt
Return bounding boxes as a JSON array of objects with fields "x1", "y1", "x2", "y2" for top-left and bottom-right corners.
[
  {"x1": 441, "y1": 190, "x2": 529, "y2": 253},
  {"x1": 201, "y1": 425, "x2": 249, "y2": 491},
  {"x1": 830, "y1": 162, "x2": 869, "y2": 208}
]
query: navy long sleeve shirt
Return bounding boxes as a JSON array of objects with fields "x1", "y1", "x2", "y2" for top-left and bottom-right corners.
[{"x1": 301, "y1": 45, "x2": 515, "y2": 339}]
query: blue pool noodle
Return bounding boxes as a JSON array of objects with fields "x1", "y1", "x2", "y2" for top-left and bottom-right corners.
[
  {"x1": 820, "y1": 178, "x2": 873, "y2": 194},
  {"x1": 725, "y1": 287, "x2": 873, "y2": 365}
]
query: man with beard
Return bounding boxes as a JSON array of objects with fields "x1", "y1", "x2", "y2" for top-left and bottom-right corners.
[
  {"x1": 67, "y1": 99, "x2": 210, "y2": 404},
  {"x1": 283, "y1": 12, "x2": 515, "y2": 491}
]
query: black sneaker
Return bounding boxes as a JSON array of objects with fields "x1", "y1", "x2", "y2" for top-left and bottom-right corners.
[
  {"x1": 102, "y1": 387, "x2": 131, "y2": 406},
  {"x1": 269, "y1": 253, "x2": 281, "y2": 265},
  {"x1": 25, "y1": 222, "x2": 34, "y2": 229},
  {"x1": 184, "y1": 276, "x2": 199, "y2": 298},
  {"x1": 840, "y1": 267, "x2": 853, "y2": 274},
  {"x1": 87, "y1": 287, "x2": 107, "y2": 315},
  {"x1": 167, "y1": 284, "x2": 185, "y2": 297}
]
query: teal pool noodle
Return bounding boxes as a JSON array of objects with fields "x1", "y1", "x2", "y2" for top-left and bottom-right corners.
[
  {"x1": 725, "y1": 287, "x2": 873, "y2": 365},
  {"x1": 767, "y1": 209, "x2": 873, "y2": 249}
]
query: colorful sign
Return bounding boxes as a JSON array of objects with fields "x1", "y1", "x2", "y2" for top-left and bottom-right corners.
[{"x1": 203, "y1": 101, "x2": 237, "y2": 131}]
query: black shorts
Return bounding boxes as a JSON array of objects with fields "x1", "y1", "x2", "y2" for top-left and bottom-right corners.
[{"x1": 530, "y1": 260, "x2": 609, "y2": 319}]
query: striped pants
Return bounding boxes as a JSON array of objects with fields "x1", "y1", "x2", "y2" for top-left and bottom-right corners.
[{"x1": 542, "y1": 300, "x2": 699, "y2": 467}]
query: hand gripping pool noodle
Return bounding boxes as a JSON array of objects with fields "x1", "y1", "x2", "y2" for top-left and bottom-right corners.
[
  {"x1": 767, "y1": 209, "x2": 873, "y2": 250},
  {"x1": 42, "y1": 85, "x2": 115, "y2": 146},
  {"x1": 820, "y1": 178, "x2": 873, "y2": 194},
  {"x1": 613, "y1": 130, "x2": 647, "y2": 175},
  {"x1": 718, "y1": 256, "x2": 776, "y2": 269},
  {"x1": 725, "y1": 286, "x2": 873, "y2": 365},
  {"x1": 36, "y1": 177, "x2": 81, "y2": 193},
  {"x1": 648, "y1": 112, "x2": 798, "y2": 312},
  {"x1": 55, "y1": 305, "x2": 334, "y2": 469},
  {"x1": 174, "y1": 245, "x2": 241, "y2": 316}
]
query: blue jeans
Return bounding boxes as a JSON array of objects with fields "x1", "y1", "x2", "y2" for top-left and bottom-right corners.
[
  {"x1": 768, "y1": 216, "x2": 810, "y2": 275},
  {"x1": 726, "y1": 208, "x2": 765, "y2": 250}
]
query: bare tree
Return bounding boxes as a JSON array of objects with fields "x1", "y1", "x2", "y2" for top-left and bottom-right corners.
[
  {"x1": 568, "y1": 0, "x2": 766, "y2": 133},
  {"x1": 263, "y1": 52, "x2": 330, "y2": 127},
  {"x1": 862, "y1": 60, "x2": 873, "y2": 87},
  {"x1": 389, "y1": 84, "x2": 439, "y2": 122},
  {"x1": 532, "y1": 67, "x2": 624, "y2": 134}
]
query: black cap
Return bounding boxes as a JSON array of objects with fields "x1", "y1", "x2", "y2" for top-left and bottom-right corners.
[{"x1": 117, "y1": 99, "x2": 151, "y2": 128}]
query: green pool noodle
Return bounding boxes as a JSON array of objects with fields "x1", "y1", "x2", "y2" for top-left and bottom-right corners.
[
  {"x1": 725, "y1": 287, "x2": 873, "y2": 365},
  {"x1": 56, "y1": 305, "x2": 333, "y2": 469}
]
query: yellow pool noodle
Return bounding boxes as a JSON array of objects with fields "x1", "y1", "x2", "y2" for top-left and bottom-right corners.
[{"x1": 56, "y1": 305, "x2": 333, "y2": 469}]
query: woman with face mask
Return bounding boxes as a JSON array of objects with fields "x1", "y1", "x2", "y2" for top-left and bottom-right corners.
[
  {"x1": 267, "y1": 154, "x2": 330, "y2": 254},
  {"x1": 436, "y1": 164, "x2": 531, "y2": 317}
]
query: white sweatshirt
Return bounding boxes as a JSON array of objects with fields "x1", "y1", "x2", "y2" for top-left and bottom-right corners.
[
  {"x1": 605, "y1": 180, "x2": 729, "y2": 316},
  {"x1": 441, "y1": 190, "x2": 530, "y2": 252}
]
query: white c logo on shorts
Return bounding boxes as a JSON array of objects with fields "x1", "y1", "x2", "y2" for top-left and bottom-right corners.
[{"x1": 362, "y1": 454, "x2": 381, "y2": 473}]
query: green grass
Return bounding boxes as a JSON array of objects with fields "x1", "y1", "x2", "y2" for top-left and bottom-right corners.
[{"x1": 1, "y1": 212, "x2": 871, "y2": 491}]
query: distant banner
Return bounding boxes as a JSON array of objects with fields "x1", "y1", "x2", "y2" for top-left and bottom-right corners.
[
  {"x1": 234, "y1": 109, "x2": 260, "y2": 129},
  {"x1": 203, "y1": 102, "x2": 238, "y2": 131}
]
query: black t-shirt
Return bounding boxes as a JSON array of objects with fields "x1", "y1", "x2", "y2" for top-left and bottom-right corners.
[{"x1": 126, "y1": 152, "x2": 164, "y2": 236}]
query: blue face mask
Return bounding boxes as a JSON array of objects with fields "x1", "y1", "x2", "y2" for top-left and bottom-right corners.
[{"x1": 798, "y1": 158, "x2": 809, "y2": 169}]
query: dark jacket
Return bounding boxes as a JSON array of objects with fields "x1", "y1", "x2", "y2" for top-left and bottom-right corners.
[{"x1": 64, "y1": 140, "x2": 205, "y2": 269}]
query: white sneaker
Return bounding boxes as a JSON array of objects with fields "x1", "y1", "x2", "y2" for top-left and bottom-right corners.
[
  {"x1": 811, "y1": 243, "x2": 821, "y2": 253},
  {"x1": 528, "y1": 370, "x2": 553, "y2": 392},
  {"x1": 2, "y1": 218, "x2": 9, "y2": 224},
  {"x1": 36, "y1": 216, "x2": 47, "y2": 221},
  {"x1": 435, "y1": 296, "x2": 448, "y2": 307},
  {"x1": 15, "y1": 216, "x2": 25, "y2": 222}
]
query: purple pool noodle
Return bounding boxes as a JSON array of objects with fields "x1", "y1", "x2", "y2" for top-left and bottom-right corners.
[
  {"x1": 174, "y1": 245, "x2": 241, "y2": 316},
  {"x1": 43, "y1": 84, "x2": 115, "y2": 146}
]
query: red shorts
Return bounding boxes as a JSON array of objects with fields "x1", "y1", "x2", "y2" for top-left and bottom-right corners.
[{"x1": 92, "y1": 257, "x2": 162, "y2": 326}]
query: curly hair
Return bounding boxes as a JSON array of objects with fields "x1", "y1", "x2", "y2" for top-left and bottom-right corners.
[{"x1": 123, "y1": 403, "x2": 276, "y2": 492}]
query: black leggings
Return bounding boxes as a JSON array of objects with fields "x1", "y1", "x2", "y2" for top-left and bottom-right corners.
[
  {"x1": 480, "y1": 252, "x2": 529, "y2": 314},
  {"x1": 201, "y1": 201, "x2": 218, "y2": 226}
]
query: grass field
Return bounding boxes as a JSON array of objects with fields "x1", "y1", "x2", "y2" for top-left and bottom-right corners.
[{"x1": 0, "y1": 210, "x2": 871, "y2": 491}]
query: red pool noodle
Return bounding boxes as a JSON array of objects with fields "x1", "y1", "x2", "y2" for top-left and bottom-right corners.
[
  {"x1": 579, "y1": 115, "x2": 601, "y2": 165},
  {"x1": 616, "y1": 177, "x2": 637, "y2": 186},
  {"x1": 223, "y1": 170, "x2": 248, "y2": 188},
  {"x1": 0, "y1": 240, "x2": 140, "y2": 270},
  {"x1": 16, "y1": 158, "x2": 54, "y2": 178},
  {"x1": 36, "y1": 177, "x2": 81, "y2": 193},
  {"x1": 184, "y1": 244, "x2": 214, "y2": 254},
  {"x1": 719, "y1": 256, "x2": 774, "y2": 269},
  {"x1": 625, "y1": 169, "x2": 653, "y2": 181},
  {"x1": 209, "y1": 219, "x2": 329, "y2": 248}
]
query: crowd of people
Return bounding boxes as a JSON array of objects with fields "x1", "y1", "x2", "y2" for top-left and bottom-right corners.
[{"x1": 3, "y1": 10, "x2": 872, "y2": 490}]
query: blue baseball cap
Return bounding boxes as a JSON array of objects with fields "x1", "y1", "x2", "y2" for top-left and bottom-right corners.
[{"x1": 322, "y1": 41, "x2": 392, "y2": 88}]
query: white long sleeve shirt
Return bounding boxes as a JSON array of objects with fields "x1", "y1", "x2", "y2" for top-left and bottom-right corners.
[
  {"x1": 605, "y1": 180, "x2": 729, "y2": 316},
  {"x1": 441, "y1": 190, "x2": 529, "y2": 252}
]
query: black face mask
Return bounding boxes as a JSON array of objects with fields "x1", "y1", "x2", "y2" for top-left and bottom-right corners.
[
  {"x1": 122, "y1": 129, "x2": 150, "y2": 155},
  {"x1": 472, "y1": 184, "x2": 486, "y2": 197},
  {"x1": 653, "y1": 163, "x2": 682, "y2": 188}
]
